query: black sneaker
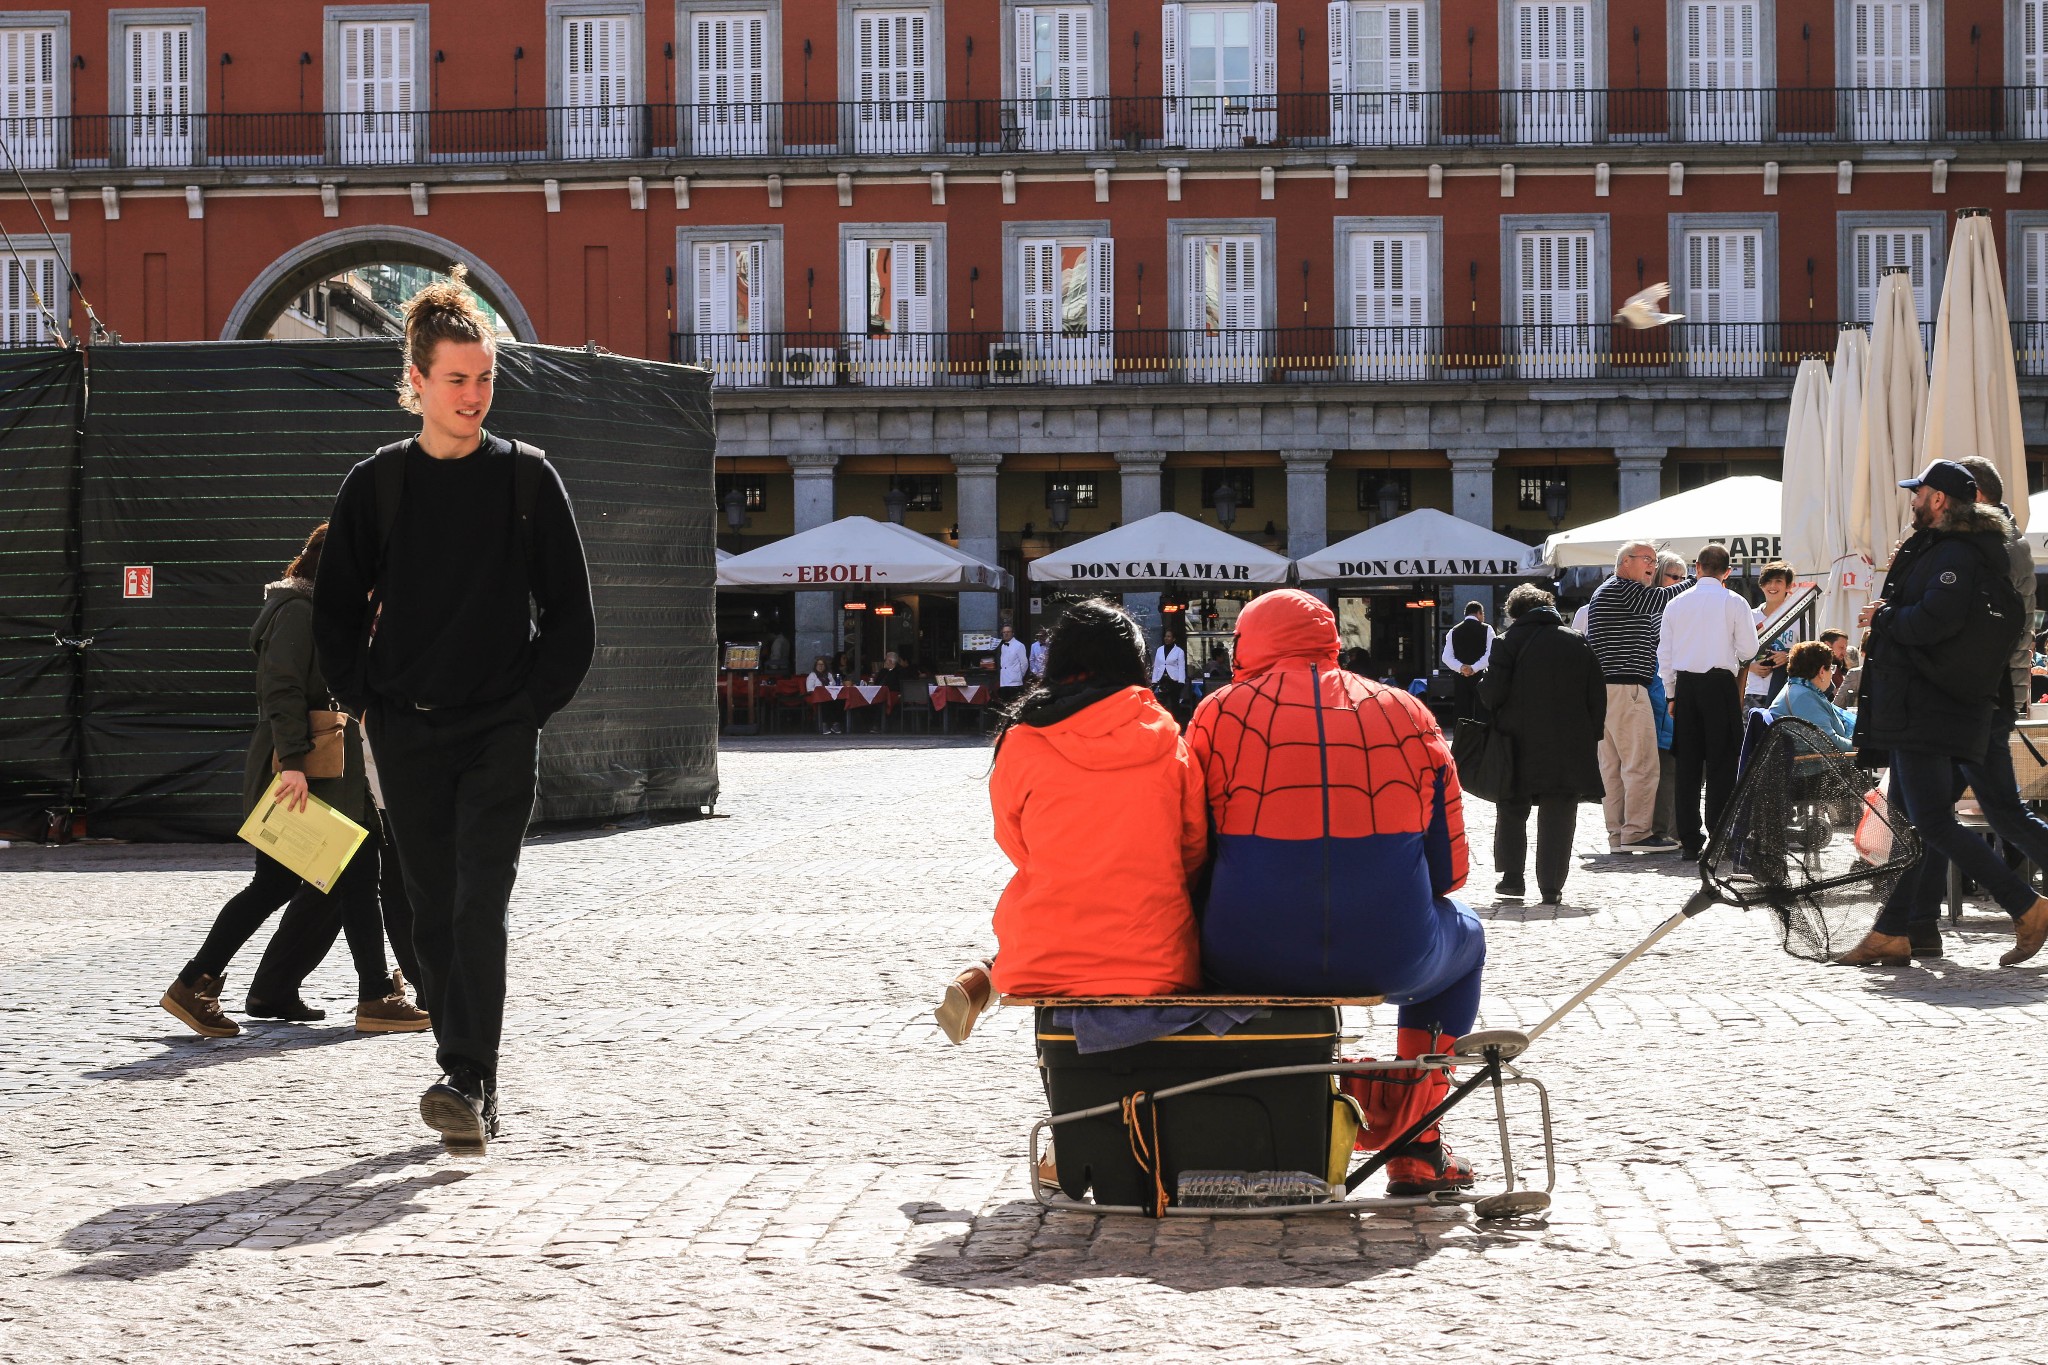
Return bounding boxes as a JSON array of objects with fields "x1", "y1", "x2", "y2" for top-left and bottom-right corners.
[
  {"x1": 420, "y1": 1071, "x2": 498, "y2": 1156},
  {"x1": 1493, "y1": 877, "x2": 1526, "y2": 900}
]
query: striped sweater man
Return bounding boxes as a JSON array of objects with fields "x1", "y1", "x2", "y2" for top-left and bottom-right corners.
[{"x1": 1586, "y1": 545, "x2": 1697, "y2": 854}]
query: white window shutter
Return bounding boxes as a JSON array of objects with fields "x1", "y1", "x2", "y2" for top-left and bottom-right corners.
[
  {"x1": 1184, "y1": 234, "x2": 1208, "y2": 332},
  {"x1": 848, "y1": 239, "x2": 871, "y2": 336},
  {"x1": 906, "y1": 11, "x2": 929, "y2": 105},
  {"x1": 694, "y1": 243, "x2": 721, "y2": 332},
  {"x1": 2026, "y1": 1, "x2": 2047, "y2": 86},
  {"x1": 693, "y1": 17, "x2": 715, "y2": 103},
  {"x1": 1015, "y1": 6, "x2": 1037, "y2": 102},
  {"x1": 2, "y1": 253, "x2": 57, "y2": 346},
  {"x1": 1327, "y1": 2, "x2": 1351, "y2": 141},
  {"x1": 741, "y1": 242, "x2": 763, "y2": 337},
  {"x1": 1390, "y1": 5, "x2": 1425, "y2": 92},
  {"x1": 1254, "y1": 2, "x2": 1280, "y2": 94},
  {"x1": 1161, "y1": 2, "x2": 1185, "y2": 143},
  {"x1": 1064, "y1": 8, "x2": 1093, "y2": 100},
  {"x1": 1089, "y1": 237, "x2": 1115, "y2": 336},
  {"x1": 895, "y1": 240, "x2": 932, "y2": 334},
  {"x1": 2024, "y1": 228, "x2": 2047, "y2": 328},
  {"x1": 1021, "y1": 239, "x2": 1054, "y2": 333},
  {"x1": 857, "y1": 13, "x2": 877, "y2": 105},
  {"x1": 1, "y1": 28, "x2": 58, "y2": 122}
]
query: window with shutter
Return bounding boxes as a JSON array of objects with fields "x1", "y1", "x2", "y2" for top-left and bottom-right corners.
[
  {"x1": 847, "y1": 237, "x2": 937, "y2": 385},
  {"x1": 0, "y1": 28, "x2": 59, "y2": 169},
  {"x1": 690, "y1": 12, "x2": 770, "y2": 155},
  {"x1": 1168, "y1": 3, "x2": 1276, "y2": 148},
  {"x1": 1017, "y1": 236, "x2": 1113, "y2": 381},
  {"x1": 1850, "y1": 226, "x2": 1931, "y2": 322},
  {"x1": 1348, "y1": 231, "x2": 1430, "y2": 379},
  {"x1": 0, "y1": 251, "x2": 58, "y2": 346},
  {"x1": 2020, "y1": 226, "x2": 2048, "y2": 378},
  {"x1": 1682, "y1": 228, "x2": 1765, "y2": 376},
  {"x1": 854, "y1": 9, "x2": 932, "y2": 154},
  {"x1": 1182, "y1": 234, "x2": 1263, "y2": 381},
  {"x1": 1510, "y1": 2, "x2": 1593, "y2": 144},
  {"x1": 1847, "y1": 1, "x2": 1929, "y2": 139},
  {"x1": 338, "y1": 21, "x2": 416, "y2": 165},
  {"x1": 1515, "y1": 229, "x2": 1597, "y2": 377},
  {"x1": 1012, "y1": 6, "x2": 1096, "y2": 151},
  {"x1": 2019, "y1": 1, "x2": 2048, "y2": 139},
  {"x1": 563, "y1": 14, "x2": 636, "y2": 158},
  {"x1": 125, "y1": 24, "x2": 192, "y2": 167},
  {"x1": 690, "y1": 240, "x2": 768, "y2": 385},
  {"x1": 1330, "y1": 4, "x2": 1428, "y2": 146},
  {"x1": 1679, "y1": 1, "x2": 1762, "y2": 141}
]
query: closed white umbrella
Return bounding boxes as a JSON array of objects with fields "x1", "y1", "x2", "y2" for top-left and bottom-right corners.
[
  {"x1": 1778, "y1": 357, "x2": 1833, "y2": 576},
  {"x1": 1820, "y1": 327, "x2": 1875, "y2": 635},
  {"x1": 1855, "y1": 270, "x2": 1928, "y2": 570},
  {"x1": 1923, "y1": 208, "x2": 2028, "y2": 530}
]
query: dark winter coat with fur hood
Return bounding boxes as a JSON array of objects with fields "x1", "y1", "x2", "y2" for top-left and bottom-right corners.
[{"x1": 1854, "y1": 499, "x2": 2018, "y2": 764}]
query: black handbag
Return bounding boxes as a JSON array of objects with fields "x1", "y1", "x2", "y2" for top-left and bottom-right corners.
[{"x1": 1451, "y1": 717, "x2": 1516, "y2": 804}]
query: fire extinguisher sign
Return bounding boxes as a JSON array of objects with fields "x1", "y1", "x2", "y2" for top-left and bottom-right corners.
[{"x1": 123, "y1": 566, "x2": 154, "y2": 599}]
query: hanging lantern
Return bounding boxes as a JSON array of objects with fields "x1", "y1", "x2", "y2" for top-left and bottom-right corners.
[
  {"x1": 723, "y1": 485, "x2": 748, "y2": 529},
  {"x1": 1048, "y1": 482, "x2": 1072, "y2": 531},
  {"x1": 1213, "y1": 475, "x2": 1239, "y2": 529},
  {"x1": 1543, "y1": 471, "x2": 1570, "y2": 527},
  {"x1": 883, "y1": 480, "x2": 908, "y2": 525}
]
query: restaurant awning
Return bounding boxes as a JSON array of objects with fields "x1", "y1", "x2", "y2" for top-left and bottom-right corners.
[
  {"x1": 715, "y1": 515, "x2": 1011, "y2": 591},
  {"x1": 1026, "y1": 510, "x2": 1292, "y2": 588},
  {"x1": 1541, "y1": 477, "x2": 1783, "y2": 570},
  {"x1": 1296, "y1": 508, "x2": 1539, "y2": 583}
]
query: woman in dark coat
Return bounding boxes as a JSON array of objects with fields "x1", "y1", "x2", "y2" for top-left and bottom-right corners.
[
  {"x1": 1477, "y1": 583, "x2": 1607, "y2": 905},
  {"x1": 159, "y1": 524, "x2": 427, "y2": 1038}
]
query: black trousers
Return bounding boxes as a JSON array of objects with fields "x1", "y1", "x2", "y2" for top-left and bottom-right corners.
[
  {"x1": 250, "y1": 812, "x2": 423, "y2": 1008},
  {"x1": 1494, "y1": 797, "x2": 1578, "y2": 897},
  {"x1": 188, "y1": 834, "x2": 386, "y2": 1000},
  {"x1": 1453, "y1": 671, "x2": 1484, "y2": 724},
  {"x1": 1673, "y1": 668, "x2": 1743, "y2": 855},
  {"x1": 367, "y1": 695, "x2": 539, "y2": 1084}
]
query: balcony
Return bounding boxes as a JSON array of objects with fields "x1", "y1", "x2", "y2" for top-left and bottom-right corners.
[
  {"x1": 0, "y1": 86, "x2": 2039, "y2": 174},
  {"x1": 674, "y1": 320, "x2": 2047, "y2": 392}
]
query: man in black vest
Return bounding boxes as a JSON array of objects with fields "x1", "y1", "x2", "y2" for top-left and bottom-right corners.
[
  {"x1": 314, "y1": 268, "x2": 595, "y2": 1155},
  {"x1": 1441, "y1": 601, "x2": 1493, "y2": 723}
]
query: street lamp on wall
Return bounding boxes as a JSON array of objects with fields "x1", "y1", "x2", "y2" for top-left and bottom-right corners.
[
  {"x1": 1376, "y1": 476, "x2": 1402, "y2": 524},
  {"x1": 883, "y1": 481, "x2": 908, "y2": 525},
  {"x1": 1212, "y1": 476, "x2": 1239, "y2": 530},
  {"x1": 723, "y1": 486, "x2": 748, "y2": 530},
  {"x1": 1543, "y1": 470, "x2": 1570, "y2": 527},
  {"x1": 1048, "y1": 482, "x2": 1072, "y2": 532}
]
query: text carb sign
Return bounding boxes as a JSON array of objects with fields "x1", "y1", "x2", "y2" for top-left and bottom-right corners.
[
  {"x1": 1335, "y1": 557, "x2": 1527, "y2": 578},
  {"x1": 1717, "y1": 535, "x2": 1784, "y2": 564},
  {"x1": 791, "y1": 563, "x2": 879, "y2": 583},
  {"x1": 1062, "y1": 561, "x2": 1255, "y2": 582}
]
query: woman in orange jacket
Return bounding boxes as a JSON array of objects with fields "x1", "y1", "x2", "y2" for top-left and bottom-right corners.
[{"x1": 935, "y1": 599, "x2": 1208, "y2": 1041}]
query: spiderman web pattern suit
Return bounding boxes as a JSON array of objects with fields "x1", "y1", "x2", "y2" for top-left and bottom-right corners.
[{"x1": 1187, "y1": 592, "x2": 1485, "y2": 1036}]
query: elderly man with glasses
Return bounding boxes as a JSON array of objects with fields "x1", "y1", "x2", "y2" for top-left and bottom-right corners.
[{"x1": 1585, "y1": 541, "x2": 1698, "y2": 854}]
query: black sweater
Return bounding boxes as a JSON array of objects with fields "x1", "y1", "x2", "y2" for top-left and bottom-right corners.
[{"x1": 313, "y1": 432, "x2": 596, "y2": 722}]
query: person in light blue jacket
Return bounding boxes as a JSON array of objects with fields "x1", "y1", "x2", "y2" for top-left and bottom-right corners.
[{"x1": 1765, "y1": 641, "x2": 1856, "y2": 751}]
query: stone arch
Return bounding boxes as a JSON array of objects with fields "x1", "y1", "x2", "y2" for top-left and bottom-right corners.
[{"x1": 219, "y1": 225, "x2": 539, "y2": 343}]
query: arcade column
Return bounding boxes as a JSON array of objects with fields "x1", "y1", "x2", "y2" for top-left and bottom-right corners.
[
  {"x1": 951, "y1": 452, "x2": 1002, "y2": 639},
  {"x1": 1285, "y1": 450, "x2": 1333, "y2": 604},
  {"x1": 789, "y1": 450, "x2": 840, "y2": 668},
  {"x1": 1617, "y1": 447, "x2": 1669, "y2": 512},
  {"x1": 1448, "y1": 447, "x2": 1501, "y2": 625},
  {"x1": 1115, "y1": 451, "x2": 1166, "y2": 644}
]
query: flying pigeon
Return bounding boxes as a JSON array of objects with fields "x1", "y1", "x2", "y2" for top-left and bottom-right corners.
[{"x1": 1614, "y1": 282, "x2": 1684, "y2": 329}]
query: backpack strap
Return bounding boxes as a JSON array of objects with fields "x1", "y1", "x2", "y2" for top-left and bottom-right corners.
[
  {"x1": 510, "y1": 440, "x2": 547, "y2": 584},
  {"x1": 371, "y1": 440, "x2": 411, "y2": 580}
]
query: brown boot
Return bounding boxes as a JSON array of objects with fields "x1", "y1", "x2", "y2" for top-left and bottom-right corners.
[
  {"x1": 355, "y1": 970, "x2": 432, "y2": 1034},
  {"x1": 934, "y1": 961, "x2": 993, "y2": 1045},
  {"x1": 2001, "y1": 898, "x2": 2048, "y2": 968},
  {"x1": 161, "y1": 972, "x2": 240, "y2": 1038},
  {"x1": 1835, "y1": 930, "x2": 1912, "y2": 967}
]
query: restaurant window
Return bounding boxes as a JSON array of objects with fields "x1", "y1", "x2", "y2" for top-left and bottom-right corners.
[
  {"x1": 896, "y1": 474, "x2": 944, "y2": 511},
  {"x1": 1200, "y1": 468, "x2": 1256, "y2": 509},
  {"x1": 1044, "y1": 474, "x2": 1099, "y2": 508},
  {"x1": 715, "y1": 473, "x2": 768, "y2": 512},
  {"x1": 1355, "y1": 469, "x2": 1413, "y2": 512},
  {"x1": 1517, "y1": 473, "x2": 1567, "y2": 511}
]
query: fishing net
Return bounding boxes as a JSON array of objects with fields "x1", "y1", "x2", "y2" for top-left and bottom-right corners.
[{"x1": 1698, "y1": 717, "x2": 1921, "y2": 962}]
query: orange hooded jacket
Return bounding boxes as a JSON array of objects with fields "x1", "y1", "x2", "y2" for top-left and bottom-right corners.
[{"x1": 988, "y1": 684, "x2": 1207, "y2": 996}]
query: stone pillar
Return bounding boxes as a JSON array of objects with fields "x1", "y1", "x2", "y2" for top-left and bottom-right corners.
[
  {"x1": 951, "y1": 452, "x2": 1003, "y2": 640},
  {"x1": 789, "y1": 452, "x2": 841, "y2": 669},
  {"x1": 1284, "y1": 450, "x2": 1334, "y2": 604},
  {"x1": 1448, "y1": 448, "x2": 1502, "y2": 624},
  {"x1": 1115, "y1": 452, "x2": 1165, "y2": 643},
  {"x1": 1616, "y1": 447, "x2": 1669, "y2": 512}
]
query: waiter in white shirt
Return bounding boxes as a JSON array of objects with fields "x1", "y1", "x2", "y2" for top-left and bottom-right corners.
[
  {"x1": 1027, "y1": 628, "x2": 1049, "y2": 681},
  {"x1": 1440, "y1": 600, "x2": 1494, "y2": 722},
  {"x1": 995, "y1": 624, "x2": 1029, "y2": 705},
  {"x1": 1151, "y1": 627, "x2": 1191, "y2": 724},
  {"x1": 1657, "y1": 543, "x2": 1761, "y2": 860}
]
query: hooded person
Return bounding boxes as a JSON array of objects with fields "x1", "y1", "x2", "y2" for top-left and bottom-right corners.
[
  {"x1": 932, "y1": 599, "x2": 1208, "y2": 1048},
  {"x1": 1185, "y1": 589, "x2": 1484, "y2": 1196}
]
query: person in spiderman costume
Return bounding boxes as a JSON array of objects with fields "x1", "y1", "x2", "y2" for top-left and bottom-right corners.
[{"x1": 1186, "y1": 589, "x2": 1485, "y2": 1195}]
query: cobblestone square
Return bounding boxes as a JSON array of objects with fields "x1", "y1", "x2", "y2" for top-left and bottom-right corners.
[{"x1": 4, "y1": 737, "x2": 2048, "y2": 1362}]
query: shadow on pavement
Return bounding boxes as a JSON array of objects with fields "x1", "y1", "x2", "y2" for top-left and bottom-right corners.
[
  {"x1": 895, "y1": 1199, "x2": 1551, "y2": 1290},
  {"x1": 0, "y1": 843, "x2": 250, "y2": 874},
  {"x1": 1687, "y1": 1253, "x2": 1949, "y2": 1309},
  {"x1": 60, "y1": 1145, "x2": 459, "y2": 1279},
  {"x1": 1849, "y1": 954, "x2": 2048, "y2": 1004},
  {"x1": 84, "y1": 1021, "x2": 359, "y2": 1082},
  {"x1": 1478, "y1": 903, "x2": 1599, "y2": 922}
]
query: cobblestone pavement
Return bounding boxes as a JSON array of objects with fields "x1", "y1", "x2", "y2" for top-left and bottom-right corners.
[{"x1": 5, "y1": 737, "x2": 2048, "y2": 1363}]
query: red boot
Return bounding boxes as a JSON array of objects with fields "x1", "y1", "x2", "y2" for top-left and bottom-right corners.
[{"x1": 1378, "y1": 1028, "x2": 1476, "y2": 1196}]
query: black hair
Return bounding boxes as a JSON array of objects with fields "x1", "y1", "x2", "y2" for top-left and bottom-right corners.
[{"x1": 991, "y1": 598, "x2": 1147, "y2": 747}]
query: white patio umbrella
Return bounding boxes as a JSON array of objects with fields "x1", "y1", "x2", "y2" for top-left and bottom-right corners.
[
  {"x1": 715, "y1": 547, "x2": 733, "y2": 562},
  {"x1": 1923, "y1": 209, "x2": 2028, "y2": 530},
  {"x1": 1026, "y1": 510, "x2": 1292, "y2": 587},
  {"x1": 2028, "y1": 490, "x2": 2048, "y2": 567},
  {"x1": 716, "y1": 515, "x2": 1010, "y2": 591},
  {"x1": 1541, "y1": 476, "x2": 1782, "y2": 570},
  {"x1": 1853, "y1": 270, "x2": 1928, "y2": 571},
  {"x1": 1778, "y1": 357, "x2": 1833, "y2": 576},
  {"x1": 1297, "y1": 507, "x2": 1538, "y2": 582},
  {"x1": 1820, "y1": 327, "x2": 1875, "y2": 635}
]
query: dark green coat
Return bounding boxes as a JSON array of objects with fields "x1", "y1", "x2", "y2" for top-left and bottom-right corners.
[{"x1": 240, "y1": 580, "x2": 370, "y2": 825}]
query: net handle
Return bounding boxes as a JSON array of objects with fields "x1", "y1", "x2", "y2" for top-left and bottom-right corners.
[{"x1": 1523, "y1": 888, "x2": 1718, "y2": 1045}]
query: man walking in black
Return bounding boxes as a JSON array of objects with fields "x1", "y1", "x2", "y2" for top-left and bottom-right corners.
[
  {"x1": 1441, "y1": 600, "x2": 1493, "y2": 723},
  {"x1": 314, "y1": 266, "x2": 595, "y2": 1153}
]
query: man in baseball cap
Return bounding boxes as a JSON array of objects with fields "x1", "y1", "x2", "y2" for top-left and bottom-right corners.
[{"x1": 1897, "y1": 458, "x2": 1979, "y2": 502}]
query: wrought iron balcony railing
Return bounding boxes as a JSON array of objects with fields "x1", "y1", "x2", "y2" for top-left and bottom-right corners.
[
  {"x1": 0, "y1": 86, "x2": 2039, "y2": 171},
  {"x1": 673, "y1": 321, "x2": 2048, "y2": 391}
]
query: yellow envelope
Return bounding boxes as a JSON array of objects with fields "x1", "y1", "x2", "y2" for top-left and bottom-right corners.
[{"x1": 237, "y1": 781, "x2": 369, "y2": 892}]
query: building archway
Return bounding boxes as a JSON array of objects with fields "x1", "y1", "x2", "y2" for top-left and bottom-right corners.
[{"x1": 220, "y1": 226, "x2": 539, "y2": 343}]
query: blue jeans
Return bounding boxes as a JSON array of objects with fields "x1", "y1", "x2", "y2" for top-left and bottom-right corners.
[
  {"x1": 1896, "y1": 712, "x2": 2048, "y2": 931},
  {"x1": 1875, "y1": 734, "x2": 2042, "y2": 936}
]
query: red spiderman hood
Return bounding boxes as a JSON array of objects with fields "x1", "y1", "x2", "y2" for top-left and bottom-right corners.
[{"x1": 1233, "y1": 590, "x2": 1341, "y2": 680}]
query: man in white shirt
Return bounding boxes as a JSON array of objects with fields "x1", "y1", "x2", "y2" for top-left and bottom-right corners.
[
  {"x1": 1027, "y1": 628, "x2": 1049, "y2": 681},
  {"x1": 1658, "y1": 543, "x2": 1761, "y2": 859},
  {"x1": 1440, "y1": 601, "x2": 1493, "y2": 722},
  {"x1": 996, "y1": 625, "x2": 1029, "y2": 705}
]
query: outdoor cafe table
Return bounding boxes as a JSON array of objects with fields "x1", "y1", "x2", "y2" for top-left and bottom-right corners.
[
  {"x1": 927, "y1": 683, "x2": 993, "y2": 734},
  {"x1": 807, "y1": 684, "x2": 897, "y2": 733}
]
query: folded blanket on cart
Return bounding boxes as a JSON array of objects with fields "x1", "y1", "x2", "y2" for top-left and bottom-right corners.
[{"x1": 1047, "y1": 1005, "x2": 1261, "y2": 1054}]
